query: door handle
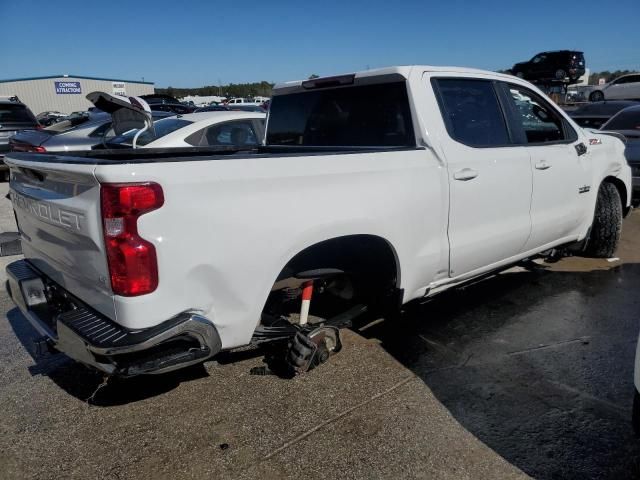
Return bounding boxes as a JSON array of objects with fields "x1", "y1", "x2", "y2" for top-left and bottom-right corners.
[
  {"x1": 453, "y1": 168, "x2": 478, "y2": 181},
  {"x1": 535, "y1": 161, "x2": 551, "y2": 170}
]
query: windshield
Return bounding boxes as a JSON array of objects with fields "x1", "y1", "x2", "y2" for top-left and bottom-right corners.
[
  {"x1": 44, "y1": 112, "x2": 101, "y2": 133},
  {"x1": 602, "y1": 109, "x2": 640, "y2": 131},
  {"x1": 267, "y1": 81, "x2": 415, "y2": 147},
  {"x1": 572, "y1": 102, "x2": 637, "y2": 116},
  {"x1": 0, "y1": 104, "x2": 37, "y2": 124},
  {"x1": 109, "y1": 117, "x2": 193, "y2": 146}
]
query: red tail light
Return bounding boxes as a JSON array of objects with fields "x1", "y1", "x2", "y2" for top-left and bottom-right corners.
[
  {"x1": 100, "y1": 183, "x2": 164, "y2": 296},
  {"x1": 10, "y1": 142, "x2": 46, "y2": 153}
]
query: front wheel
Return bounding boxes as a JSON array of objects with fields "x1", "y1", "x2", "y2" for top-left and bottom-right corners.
[
  {"x1": 589, "y1": 90, "x2": 605, "y2": 102},
  {"x1": 584, "y1": 182, "x2": 622, "y2": 258},
  {"x1": 555, "y1": 69, "x2": 567, "y2": 80}
]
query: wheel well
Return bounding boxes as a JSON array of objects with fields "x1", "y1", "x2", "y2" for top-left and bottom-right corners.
[
  {"x1": 603, "y1": 176, "x2": 629, "y2": 216},
  {"x1": 276, "y1": 235, "x2": 400, "y2": 290}
]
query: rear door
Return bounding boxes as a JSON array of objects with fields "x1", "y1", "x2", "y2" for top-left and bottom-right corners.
[
  {"x1": 606, "y1": 77, "x2": 630, "y2": 100},
  {"x1": 624, "y1": 75, "x2": 640, "y2": 99},
  {"x1": 431, "y1": 77, "x2": 532, "y2": 277},
  {"x1": 6, "y1": 155, "x2": 115, "y2": 319},
  {"x1": 530, "y1": 54, "x2": 548, "y2": 78},
  {"x1": 500, "y1": 83, "x2": 591, "y2": 249}
]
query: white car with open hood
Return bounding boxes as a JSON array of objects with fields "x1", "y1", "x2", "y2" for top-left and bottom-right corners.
[
  {"x1": 3, "y1": 66, "x2": 632, "y2": 378},
  {"x1": 87, "y1": 92, "x2": 265, "y2": 149}
]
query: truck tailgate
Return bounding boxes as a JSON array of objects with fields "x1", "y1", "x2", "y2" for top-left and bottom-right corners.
[{"x1": 6, "y1": 156, "x2": 115, "y2": 320}]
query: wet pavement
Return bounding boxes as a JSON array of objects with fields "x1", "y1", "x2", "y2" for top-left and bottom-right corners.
[{"x1": 1, "y1": 178, "x2": 639, "y2": 479}]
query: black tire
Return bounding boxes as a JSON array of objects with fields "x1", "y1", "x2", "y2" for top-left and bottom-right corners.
[
  {"x1": 590, "y1": 90, "x2": 605, "y2": 102},
  {"x1": 584, "y1": 182, "x2": 622, "y2": 258},
  {"x1": 515, "y1": 71, "x2": 524, "y2": 79},
  {"x1": 555, "y1": 69, "x2": 567, "y2": 80}
]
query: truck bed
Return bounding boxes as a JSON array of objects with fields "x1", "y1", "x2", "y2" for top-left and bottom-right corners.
[{"x1": 7, "y1": 145, "x2": 419, "y2": 165}]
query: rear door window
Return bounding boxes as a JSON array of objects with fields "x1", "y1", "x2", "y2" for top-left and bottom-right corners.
[
  {"x1": 185, "y1": 120, "x2": 260, "y2": 146},
  {"x1": 433, "y1": 78, "x2": 511, "y2": 147},
  {"x1": 266, "y1": 81, "x2": 415, "y2": 147},
  {"x1": 0, "y1": 104, "x2": 37, "y2": 124}
]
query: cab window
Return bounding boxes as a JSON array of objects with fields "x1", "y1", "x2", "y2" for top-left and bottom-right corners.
[
  {"x1": 432, "y1": 78, "x2": 510, "y2": 147},
  {"x1": 505, "y1": 85, "x2": 576, "y2": 144}
]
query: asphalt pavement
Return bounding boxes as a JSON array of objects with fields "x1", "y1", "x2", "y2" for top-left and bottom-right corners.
[{"x1": 1, "y1": 179, "x2": 639, "y2": 479}]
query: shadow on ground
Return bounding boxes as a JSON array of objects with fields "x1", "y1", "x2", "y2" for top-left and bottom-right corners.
[
  {"x1": 7, "y1": 259, "x2": 640, "y2": 478},
  {"x1": 358, "y1": 261, "x2": 640, "y2": 480},
  {"x1": 7, "y1": 308, "x2": 286, "y2": 406},
  {"x1": 6, "y1": 308, "x2": 212, "y2": 406}
]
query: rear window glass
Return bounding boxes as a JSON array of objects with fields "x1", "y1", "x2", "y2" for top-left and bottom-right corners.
[
  {"x1": 0, "y1": 104, "x2": 36, "y2": 124},
  {"x1": 603, "y1": 109, "x2": 640, "y2": 131},
  {"x1": 266, "y1": 81, "x2": 415, "y2": 147},
  {"x1": 434, "y1": 79, "x2": 510, "y2": 147},
  {"x1": 110, "y1": 118, "x2": 192, "y2": 146}
]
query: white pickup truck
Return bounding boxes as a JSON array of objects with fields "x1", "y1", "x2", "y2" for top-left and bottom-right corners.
[{"x1": 4, "y1": 66, "x2": 632, "y2": 377}]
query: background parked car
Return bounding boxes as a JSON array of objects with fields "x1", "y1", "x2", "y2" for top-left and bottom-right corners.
[
  {"x1": 589, "y1": 74, "x2": 640, "y2": 102},
  {"x1": 568, "y1": 101, "x2": 639, "y2": 129},
  {"x1": 102, "y1": 111, "x2": 265, "y2": 149},
  {"x1": 600, "y1": 105, "x2": 640, "y2": 202},
  {"x1": 227, "y1": 105, "x2": 267, "y2": 112},
  {"x1": 511, "y1": 50, "x2": 585, "y2": 84},
  {"x1": 36, "y1": 111, "x2": 67, "y2": 126},
  {"x1": 195, "y1": 105, "x2": 267, "y2": 113},
  {"x1": 9, "y1": 110, "x2": 174, "y2": 154},
  {"x1": 0, "y1": 98, "x2": 40, "y2": 180},
  {"x1": 141, "y1": 93, "x2": 195, "y2": 114},
  {"x1": 194, "y1": 105, "x2": 231, "y2": 112}
]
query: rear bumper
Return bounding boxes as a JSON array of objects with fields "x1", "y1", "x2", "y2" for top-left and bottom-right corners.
[{"x1": 5, "y1": 259, "x2": 222, "y2": 376}]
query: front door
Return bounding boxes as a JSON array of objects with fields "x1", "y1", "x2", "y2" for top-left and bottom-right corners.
[
  {"x1": 502, "y1": 83, "x2": 591, "y2": 249},
  {"x1": 431, "y1": 77, "x2": 533, "y2": 277}
]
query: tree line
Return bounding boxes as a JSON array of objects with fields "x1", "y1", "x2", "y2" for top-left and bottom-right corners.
[
  {"x1": 158, "y1": 75, "x2": 323, "y2": 99},
  {"x1": 158, "y1": 70, "x2": 639, "y2": 99},
  {"x1": 158, "y1": 81, "x2": 274, "y2": 99}
]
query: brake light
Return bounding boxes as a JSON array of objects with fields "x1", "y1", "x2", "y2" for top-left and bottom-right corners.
[
  {"x1": 100, "y1": 183, "x2": 164, "y2": 296},
  {"x1": 9, "y1": 142, "x2": 46, "y2": 153}
]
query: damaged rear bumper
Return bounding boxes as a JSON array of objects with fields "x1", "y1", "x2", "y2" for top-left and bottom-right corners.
[{"x1": 5, "y1": 259, "x2": 222, "y2": 376}]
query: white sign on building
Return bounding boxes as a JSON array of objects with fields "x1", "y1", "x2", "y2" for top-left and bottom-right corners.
[{"x1": 112, "y1": 82, "x2": 127, "y2": 97}]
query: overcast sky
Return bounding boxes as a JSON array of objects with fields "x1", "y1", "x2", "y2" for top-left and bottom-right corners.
[{"x1": 2, "y1": 0, "x2": 638, "y2": 87}]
